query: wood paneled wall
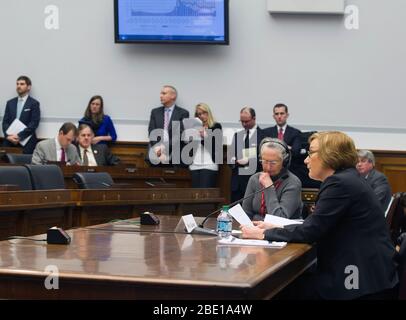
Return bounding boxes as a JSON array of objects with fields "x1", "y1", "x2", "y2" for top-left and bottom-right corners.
[
  {"x1": 4, "y1": 141, "x2": 406, "y2": 195},
  {"x1": 110, "y1": 143, "x2": 406, "y2": 199}
]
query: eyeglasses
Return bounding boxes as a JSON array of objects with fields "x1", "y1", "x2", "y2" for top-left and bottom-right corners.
[
  {"x1": 307, "y1": 150, "x2": 318, "y2": 158},
  {"x1": 259, "y1": 159, "x2": 280, "y2": 165}
]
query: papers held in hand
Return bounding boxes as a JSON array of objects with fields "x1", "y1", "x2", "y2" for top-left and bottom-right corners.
[
  {"x1": 183, "y1": 117, "x2": 203, "y2": 130},
  {"x1": 6, "y1": 119, "x2": 32, "y2": 146},
  {"x1": 218, "y1": 236, "x2": 287, "y2": 248}
]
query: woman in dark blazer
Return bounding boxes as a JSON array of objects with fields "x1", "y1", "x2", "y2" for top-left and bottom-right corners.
[
  {"x1": 188, "y1": 103, "x2": 222, "y2": 188},
  {"x1": 79, "y1": 95, "x2": 117, "y2": 144},
  {"x1": 242, "y1": 131, "x2": 398, "y2": 299}
]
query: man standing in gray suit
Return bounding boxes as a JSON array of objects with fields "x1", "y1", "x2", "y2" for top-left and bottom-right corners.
[
  {"x1": 31, "y1": 122, "x2": 80, "y2": 165},
  {"x1": 356, "y1": 149, "x2": 392, "y2": 211},
  {"x1": 147, "y1": 85, "x2": 189, "y2": 166}
]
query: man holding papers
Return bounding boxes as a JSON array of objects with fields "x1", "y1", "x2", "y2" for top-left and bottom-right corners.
[
  {"x1": 2, "y1": 76, "x2": 40, "y2": 154},
  {"x1": 241, "y1": 132, "x2": 398, "y2": 300}
]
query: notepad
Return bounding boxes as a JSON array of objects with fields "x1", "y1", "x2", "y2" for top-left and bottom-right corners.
[
  {"x1": 6, "y1": 119, "x2": 32, "y2": 146},
  {"x1": 218, "y1": 236, "x2": 287, "y2": 248}
]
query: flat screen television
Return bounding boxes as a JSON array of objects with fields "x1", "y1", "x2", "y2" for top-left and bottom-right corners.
[{"x1": 114, "y1": 0, "x2": 229, "y2": 45}]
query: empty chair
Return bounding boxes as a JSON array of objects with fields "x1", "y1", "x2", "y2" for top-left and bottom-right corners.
[
  {"x1": 24, "y1": 164, "x2": 65, "y2": 190},
  {"x1": 0, "y1": 166, "x2": 32, "y2": 190},
  {"x1": 72, "y1": 172, "x2": 114, "y2": 189},
  {"x1": 6, "y1": 153, "x2": 33, "y2": 165}
]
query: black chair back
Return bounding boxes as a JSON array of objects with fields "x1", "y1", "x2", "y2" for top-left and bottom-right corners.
[
  {"x1": 6, "y1": 153, "x2": 33, "y2": 165},
  {"x1": 386, "y1": 192, "x2": 405, "y2": 243},
  {"x1": 72, "y1": 172, "x2": 114, "y2": 189},
  {"x1": 24, "y1": 164, "x2": 65, "y2": 190},
  {"x1": 0, "y1": 166, "x2": 32, "y2": 190}
]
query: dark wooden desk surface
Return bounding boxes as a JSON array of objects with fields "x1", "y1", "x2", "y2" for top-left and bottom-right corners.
[
  {"x1": 0, "y1": 216, "x2": 315, "y2": 299},
  {"x1": 0, "y1": 188, "x2": 225, "y2": 239}
]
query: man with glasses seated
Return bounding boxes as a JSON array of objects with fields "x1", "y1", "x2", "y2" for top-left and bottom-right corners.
[
  {"x1": 228, "y1": 107, "x2": 266, "y2": 203},
  {"x1": 242, "y1": 138, "x2": 302, "y2": 221}
]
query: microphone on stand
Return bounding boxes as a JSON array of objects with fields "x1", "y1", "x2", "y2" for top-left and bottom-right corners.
[{"x1": 198, "y1": 181, "x2": 276, "y2": 229}]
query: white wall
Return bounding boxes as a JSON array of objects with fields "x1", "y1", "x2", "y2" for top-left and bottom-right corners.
[{"x1": 1, "y1": 0, "x2": 405, "y2": 150}]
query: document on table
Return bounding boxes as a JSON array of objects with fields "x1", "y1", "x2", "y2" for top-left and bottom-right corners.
[
  {"x1": 218, "y1": 236, "x2": 287, "y2": 248},
  {"x1": 6, "y1": 119, "x2": 32, "y2": 146},
  {"x1": 229, "y1": 204, "x2": 254, "y2": 227},
  {"x1": 264, "y1": 214, "x2": 304, "y2": 227}
]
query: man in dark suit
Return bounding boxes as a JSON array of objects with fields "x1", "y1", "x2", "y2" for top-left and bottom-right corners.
[
  {"x1": 77, "y1": 124, "x2": 120, "y2": 166},
  {"x1": 262, "y1": 103, "x2": 301, "y2": 158},
  {"x1": 228, "y1": 107, "x2": 265, "y2": 203},
  {"x1": 357, "y1": 149, "x2": 392, "y2": 210},
  {"x1": 2, "y1": 76, "x2": 41, "y2": 154},
  {"x1": 147, "y1": 85, "x2": 189, "y2": 166}
]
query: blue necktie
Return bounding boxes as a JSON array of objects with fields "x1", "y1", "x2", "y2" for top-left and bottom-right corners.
[{"x1": 16, "y1": 98, "x2": 24, "y2": 119}]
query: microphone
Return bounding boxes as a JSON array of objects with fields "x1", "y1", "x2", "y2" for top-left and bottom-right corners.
[{"x1": 198, "y1": 180, "x2": 276, "y2": 229}]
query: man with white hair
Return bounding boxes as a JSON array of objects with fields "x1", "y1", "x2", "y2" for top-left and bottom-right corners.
[{"x1": 356, "y1": 149, "x2": 392, "y2": 210}]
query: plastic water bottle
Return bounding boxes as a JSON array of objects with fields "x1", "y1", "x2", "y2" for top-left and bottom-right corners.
[{"x1": 216, "y1": 205, "x2": 232, "y2": 238}]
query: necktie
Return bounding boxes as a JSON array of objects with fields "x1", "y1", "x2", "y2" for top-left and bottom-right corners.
[
  {"x1": 60, "y1": 148, "x2": 66, "y2": 163},
  {"x1": 278, "y1": 127, "x2": 284, "y2": 140},
  {"x1": 163, "y1": 109, "x2": 170, "y2": 141},
  {"x1": 244, "y1": 129, "x2": 250, "y2": 149},
  {"x1": 260, "y1": 191, "x2": 267, "y2": 216},
  {"x1": 16, "y1": 98, "x2": 24, "y2": 119},
  {"x1": 83, "y1": 149, "x2": 89, "y2": 166}
]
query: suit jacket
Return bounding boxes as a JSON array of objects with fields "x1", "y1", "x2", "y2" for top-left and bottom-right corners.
[
  {"x1": 228, "y1": 127, "x2": 266, "y2": 201},
  {"x1": 32, "y1": 139, "x2": 80, "y2": 165},
  {"x1": 2, "y1": 96, "x2": 41, "y2": 154},
  {"x1": 262, "y1": 125, "x2": 302, "y2": 158},
  {"x1": 365, "y1": 169, "x2": 392, "y2": 210},
  {"x1": 147, "y1": 105, "x2": 189, "y2": 165},
  {"x1": 264, "y1": 168, "x2": 398, "y2": 299},
  {"x1": 242, "y1": 170, "x2": 303, "y2": 220},
  {"x1": 77, "y1": 144, "x2": 120, "y2": 166}
]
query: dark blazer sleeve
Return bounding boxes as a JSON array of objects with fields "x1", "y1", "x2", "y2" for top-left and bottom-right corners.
[
  {"x1": 287, "y1": 126, "x2": 302, "y2": 158},
  {"x1": 369, "y1": 171, "x2": 392, "y2": 208},
  {"x1": 18, "y1": 97, "x2": 41, "y2": 141},
  {"x1": 104, "y1": 146, "x2": 120, "y2": 165},
  {"x1": 148, "y1": 108, "x2": 162, "y2": 146},
  {"x1": 264, "y1": 175, "x2": 350, "y2": 243},
  {"x1": 2, "y1": 99, "x2": 14, "y2": 135},
  {"x1": 202, "y1": 122, "x2": 222, "y2": 163}
]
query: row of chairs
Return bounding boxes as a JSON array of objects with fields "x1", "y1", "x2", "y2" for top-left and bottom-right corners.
[
  {"x1": 0, "y1": 165, "x2": 114, "y2": 190},
  {"x1": 5, "y1": 153, "x2": 33, "y2": 165}
]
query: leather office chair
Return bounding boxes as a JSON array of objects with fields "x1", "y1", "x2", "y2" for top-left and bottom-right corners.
[
  {"x1": 386, "y1": 193, "x2": 405, "y2": 244},
  {"x1": 6, "y1": 153, "x2": 33, "y2": 165},
  {"x1": 396, "y1": 232, "x2": 406, "y2": 300},
  {"x1": 72, "y1": 172, "x2": 114, "y2": 189},
  {"x1": 24, "y1": 164, "x2": 65, "y2": 190},
  {"x1": 0, "y1": 166, "x2": 32, "y2": 190}
]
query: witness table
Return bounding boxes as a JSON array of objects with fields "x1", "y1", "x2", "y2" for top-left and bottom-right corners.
[{"x1": 0, "y1": 216, "x2": 315, "y2": 299}]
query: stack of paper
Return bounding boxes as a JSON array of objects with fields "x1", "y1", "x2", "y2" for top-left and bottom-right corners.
[
  {"x1": 218, "y1": 236, "x2": 287, "y2": 248},
  {"x1": 264, "y1": 214, "x2": 303, "y2": 226}
]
